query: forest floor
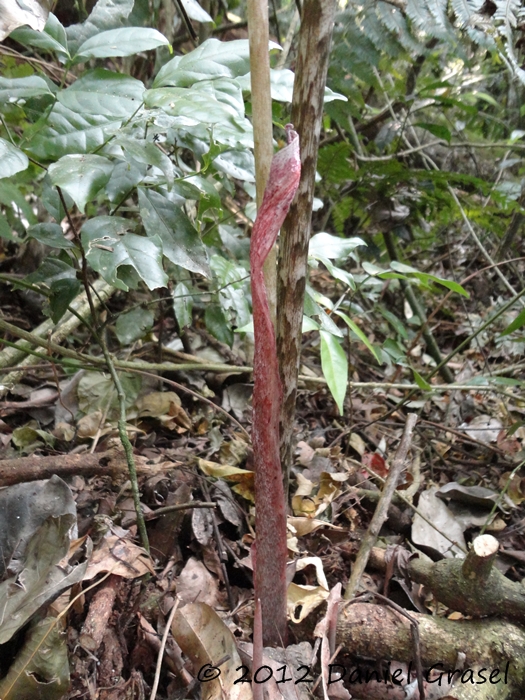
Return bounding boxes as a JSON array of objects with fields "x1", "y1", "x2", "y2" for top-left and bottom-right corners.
[{"x1": 1, "y1": 261, "x2": 525, "y2": 700}]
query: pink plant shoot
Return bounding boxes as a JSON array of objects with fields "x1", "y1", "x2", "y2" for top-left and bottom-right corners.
[{"x1": 250, "y1": 125, "x2": 301, "y2": 646}]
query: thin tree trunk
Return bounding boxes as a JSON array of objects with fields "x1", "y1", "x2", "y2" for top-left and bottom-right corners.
[{"x1": 277, "y1": 0, "x2": 337, "y2": 496}]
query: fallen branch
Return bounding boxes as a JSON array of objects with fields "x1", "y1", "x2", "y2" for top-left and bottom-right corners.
[
  {"x1": 337, "y1": 601, "x2": 525, "y2": 700},
  {"x1": 370, "y1": 535, "x2": 525, "y2": 624},
  {"x1": 0, "y1": 450, "x2": 176, "y2": 487}
]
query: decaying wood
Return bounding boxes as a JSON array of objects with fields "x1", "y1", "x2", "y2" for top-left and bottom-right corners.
[
  {"x1": 0, "y1": 449, "x2": 174, "y2": 486},
  {"x1": 79, "y1": 574, "x2": 121, "y2": 652},
  {"x1": 337, "y1": 602, "x2": 525, "y2": 700},
  {"x1": 369, "y1": 537, "x2": 525, "y2": 623}
]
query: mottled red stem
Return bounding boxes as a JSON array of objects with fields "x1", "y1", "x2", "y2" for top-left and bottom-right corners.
[{"x1": 251, "y1": 126, "x2": 301, "y2": 647}]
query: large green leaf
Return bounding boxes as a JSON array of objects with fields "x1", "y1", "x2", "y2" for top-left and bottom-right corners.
[
  {"x1": 66, "y1": 0, "x2": 135, "y2": 53},
  {"x1": 172, "y1": 281, "x2": 193, "y2": 329},
  {"x1": 138, "y1": 188, "x2": 210, "y2": 277},
  {"x1": 153, "y1": 38, "x2": 252, "y2": 88},
  {"x1": 10, "y1": 13, "x2": 70, "y2": 60},
  {"x1": 333, "y1": 310, "x2": 381, "y2": 363},
  {"x1": 25, "y1": 258, "x2": 77, "y2": 287},
  {"x1": 0, "y1": 138, "x2": 29, "y2": 179},
  {"x1": 83, "y1": 218, "x2": 167, "y2": 290},
  {"x1": 213, "y1": 149, "x2": 255, "y2": 181},
  {"x1": 115, "y1": 306, "x2": 155, "y2": 344},
  {"x1": 237, "y1": 68, "x2": 346, "y2": 103},
  {"x1": 27, "y1": 223, "x2": 75, "y2": 249},
  {"x1": 309, "y1": 232, "x2": 365, "y2": 260},
  {"x1": 144, "y1": 83, "x2": 245, "y2": 127},
  {"x1": 320, "y1": 330, "x2": 348, "y2": 414},
  {"x1": 205, "y1": 304, "x2": 233, "y2": 346},
  {"x1": 0, "y1": 76, "x2": 54, "y2": 104},
  {"x1": 115, "y1": 233, "x2": 168, "y2": 290},
  {"x1": 82, "y1": 216, "x2": 135, "y2": 290},
  {"x1": 388, "y1": 261, "x2": 469, "y2": 297},
  {"x1": 49, "y1": 278, "x2": 82, "y2": 323},
  {"x1": 209, "y1": 255, "x2": 250, "y2": 327},
  {"x1": 57, "y1": 69, "x2": 145, "y2": 117},
  {"x1": 115, "y1": 136, "x2": 174, "y2": 188},
  {"x1": 48, "y1": 154, "x2": 113, "y2": 213},
  {"x1": 75, "y1": 27, "x2": 169, "y2": 60},
  {"x1": 105, "y1": 160, "x2": 148, "y2": 204},
  {"x1": 28, "y1": 101, "x2": 125, "y2": 159}
]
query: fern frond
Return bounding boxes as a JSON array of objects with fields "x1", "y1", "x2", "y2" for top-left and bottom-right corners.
[
  {"x1": 450, "y1": 0, "x2": 476, "y2": 27},
  {"x1": 376, "y1": 2, "x2": 425, "y2": 54},
  {"x1": 493, "y1": 0, "x2": 521, "y2": 27},
  {"x1": 405, "y1": 0, "x2": 450, "y2": 38}
]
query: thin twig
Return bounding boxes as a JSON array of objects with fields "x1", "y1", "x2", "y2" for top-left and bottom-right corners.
[
  {"x1": 343, "y1": 414, "x2": 418, "y2": 601},
  {"x1": 150, "y1": 597, "x2": 181, "y2": 700}
]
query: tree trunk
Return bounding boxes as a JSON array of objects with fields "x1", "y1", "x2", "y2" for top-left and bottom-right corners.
[{"x1": 277, "y1": 0, "x2": 337, "y2": 497}]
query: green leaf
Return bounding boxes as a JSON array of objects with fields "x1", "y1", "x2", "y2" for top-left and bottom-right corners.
[
  {"x1": 82, "y1": 216, "x2": 167, "y2": 290},
  {"x1": 414, "y1": 122, "x2": 451, "y2": 143},
  {"x1": 501, "y1": 308, "x2": 525, "y2": 336},
  {"x1": 172, "y1": 282, "x2": 193, "y2": 329},
  {"x1": 10, "y1": 13, "x2": 70, "y2": 60},
  {"x1": 49, "y1": 278, "x2": 81, "y2": 323},
  {"x1": 238, "y1": 68, "x2": 346, "y2": 103},
  {"x1": 138, "y1": 188, "x2": 210, "y2": 277},
  {"x1": 75, "y1": 27, "x2": 169, "y2": 60},
  {"x1": 153, "y1": 38, "x2": 252, "y2": 88},
  {"x1": 106, "y1": 160, "x2": 147, "y2": 203},
  {"x1": 57, "y1": 69, "x2": 145, "y2": 117},
  {"x1": 27, "y1": 223, "x2": 75, "y2": 249},
  {"x1": 0, "y1": 138, "x2": 29, "y2": 178},
  {"x1": 181, "y1": 0, "x2": 213, "y2": 23},
  {"x1": 144, "y1": 83, "x2": 245, "y2": 126},
  {"x1": 66, "y1": 0, "x2": 135, "y2": 53},
  {"x1": 320, "y1": 330, "x2": 348, "y2": 414},
  {"x1": 333, "y1": 310, "x2": 381, "y2": 363},
  {"x1": 388, "y1": 261, "x2": 469, "y2": 297},
  {"x1": 29, "y1": 102, "x2": 125, "y2": 159},
  {"x1": 116, "y1": 233, "x2": 167, "y2": 290},
  {"x1": 115, "y1": 136, "x2": 173, "y2": 188},
  {"x1": 25, "y1": 258, "x2": 77, "y2": 287},
  {"x1": 412, "y1": 273, "x2": 469, "y2": 297},
  {"x1": 115, "y1": 307, "x2": 155, "y2": 344},
  {"x1": 209, "y1": 255, "x2": 250, "y2": 327},
  {"x1": 382, "y1": 338, "x2": 406, "y2": 363},
  {"x1": 48, "y1": 154, "x2": 113, "y2": 213},
  {"x1": 309, "y1": 232, "x2": 366, "y2": 260},
  {"x1": 0, "y1": 181, "x2": 37, "y2": 225},
  {"x1": 302, "y1": 315, "x2": 320, "y2": 332},
  {"x1": 378, "y1": 307, "x2": 408, "y2": 339},
  {"x1": 0, "y1": 214, "x2": 14, "y2": 241},
  {"x1": 82, "y1": 216, "x2": 135, "y2": 291},
  {"x1": 317, "y1": 258, "x2": 356, "y2": 289},
  {"x1": 42, "y1": 175, "x2": 73, "y2": 220},
  {"x1": 0, "y1": 76, "x2": 54, "y2": 103},
  {"x1": 412, "y1": 368, "x2": 431, "y2": 390},
  {"x1": 205, "y1": 304, "x2": 233, "y2": 347},
  {"x1": 389, "y1": 261, "x2": 419, "y2": 274},
  {"x1": 214, "y1": 149, "x2": 255, "y2": 181}
]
